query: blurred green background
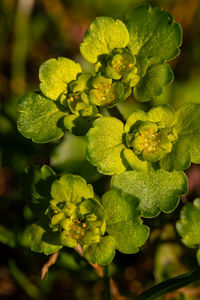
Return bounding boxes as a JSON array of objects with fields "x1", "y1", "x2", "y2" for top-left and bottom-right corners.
[{"x1": 1, "y1": 0, "x2": 200, "y2": 299}]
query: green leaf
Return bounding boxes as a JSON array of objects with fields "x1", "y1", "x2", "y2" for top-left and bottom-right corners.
[
  {"x1": 148, "y1": 105, "x2": 176, "y2": 128},
  {"x1": 79, "y1": 198, "x2": 105, "y2": 226},
  {"x1": 51, "y1": 174, "x2": 94, "y2": 205},
  {"x1": 160, "y1": 137, "x2": 191, "y2": 171},
  {"x1": 20, "y1": 165, "x2": 56, "y2": 218},
  {"x1": 135, "y1": 268, "x2": 200, "y2": 300},
  {"x1": 126, "y1": 5, "x2": 182, "y2": 64},
  {"x1": 17, "y1": 93, "x2": 69, "y2": 143},
  {"x1": 0, "y1": 225, "x2": 16, "y2": 247},
  {"x1": 80, "y1": 17, "x2": 129, "y2": 63},
  {"x1": 112, "y1": 165, "x2": 187, "y2": 218},
  {"x1": 28, "y1": 218, "x2": 62, "y2": 255},
  {"x1": 134, "y1": 64, "x2": 174, "y2": 102},
  {"x1": 64, "y1": 114, "x2": 99, "y2": 136},
  {"x1": 86, "y1": 117, "x2": 128, "y2": 175},
  {"x1": 176, "y1": 198, "x2": 200, "y2": 248},
  {"x1": 39, "y1": 57, "x2": 81, "y2": 100},
  {"x1": 83, "y1": 236, "x2": 116, "y2": 265},
  {"x1": 102, "y1": 189, "x2": 149, "y2": 253},
  {"x1": 175, "y1": 103, "x2": 200, "y2": 164}
]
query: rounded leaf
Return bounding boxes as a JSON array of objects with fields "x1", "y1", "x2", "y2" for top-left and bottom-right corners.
[
  {"x1": 86, "y1": 117, "x2": 128, "y2": 175},
  {"x1": 80, "y1": 17, "x2": 129, "y2": 63},
  {"x1": 102, "y1": 189, "x2": 149, "y2": 253},
  {"x1": 51, "y1": 174, "x2": 94, "y2": 204},
  {"x1": 175, "y1": 103, "x2": 200, "y2": 164},
  {"x1": 176, "y1": 199, "x2": 200, "y2": 248},
  {"x1": 134, "y1": 64, "x2": 174, "y2": 102},
  {"x1": 28, "y1": 218, "x2": 62, "y2": 255},
  {"x1": 83, "y1": 236, "x2": 116, "y2": 265},
  {"x1": 17, "y1": 93, "x2": 68, "y2": 143},
  {"x1": 126, "y1": 5, "x2": 182, "y2": 63},
  {"x1": 39, "y1": 57, "x2": 81, "y2": 100},
  {"x1": 112, "y1": 166, "x2": 188, "y2": 218}
]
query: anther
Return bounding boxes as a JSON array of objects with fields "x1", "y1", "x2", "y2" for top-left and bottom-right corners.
[
  {"x1": 69, "y1": 97, "x2": 74, "y2": 102},
  {"x1": 128, "y1": 63, "x2": 133, "y2": 68},
  {"x1": 54, "y1": 210, "x2": 59, "y2": 214},
  {"x1": 82, "y1": 223, "x2": 86, "y2": 228},
  {"x1": 75, "y1": 234, "x2": 79, "y2": 239}
]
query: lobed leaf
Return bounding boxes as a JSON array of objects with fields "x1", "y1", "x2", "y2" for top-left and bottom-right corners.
[
  {"x1": 175, "y1": 103, "x2": 200, "y2": 164},
  {"x1": 39, "y1": 57, "x2": 81, "y2": 100},
  {"x1": 80, "y1": 17, "x2": 129, "y2": 63},
  {"x1": 83, "y1": 236, "x2": 116, "y2": 265},
  {"x1": 28, "y1": 218, "x2": 62, "y2": 255},
  {"x1": 126, "y1": 5, "x2": 182, "y2": 64},
  {"x1": 134, "y1": 64, "x2": 174, "y2": 102},
  {"x1": 176, "y1": 198, "x2": 200, "y2": 248},
  {"x1": 51, "y1": 174, "x2": 94, "y2": 204},
  {"x1": 102, "y1": 189, "x2": 149, "y2": 253},
  {"x1": 20, "y1": 165, "x2": 56, "y2": 218},
  {"x1": 112, "y1": 165, "x2": 187, "y2": 218},
  {"x1": 17, "y1": 93, "x2": 68, "y2": 143},
  {"x1": 86, "y1": 117, "x2": 128, "y2": 175}
]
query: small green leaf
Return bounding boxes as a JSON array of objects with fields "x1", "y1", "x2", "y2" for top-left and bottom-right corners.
[
  {"x1": 148, "y1": 105, "x2": 176, "y2": 128},
  {"x1": 102, "y1": 189, "x2": 149, "y2": 253},
  {"x1": 0, "y1": 225, "x2": 16, "y2": 247},
  {"x1": 79, "y1": 198, "x2": 105, "y2": 227},
  {"x1": 134, "y1": 64, "x2": 174, "y2": 102},
  {"x1": 175, "y1": 103, "x2": 200, "y2": 164},
  {"x1": 80, "y1": 17, "x2": 129, "y2": 63},
  {"x1": 176, "y1": 198, "x2": 200, "y2": 248},
  {"x1": 160, "y1": 137, "x2": 191, "y2": 171},
  {"x1": 112, "y1": 165, "x2": 187, "y2": 218},
  {"x1": 83, "y1": 236, "x2": 116, "y2": 265},
  {"x1": 51, "y1": 174, "x2": 94, "y2": 205},
  {"x1": 86, "y1": 117, "x2": 127, "y2": 175},
  {"x1": 20, "y1": 165, "x2": 56, "y2": 218},
  {"x1": 126, "y1": 5, "x2": 182, "y2": 64},
  {"x1": 39, "y1": 57, "x2": 81, "y2": 100},
  {"x1": 123, "y1": 148, "x2": 148, "y2": 171},
  {"x1": 17, "y1": 93, "x2": 69, "y2": 143},
  {"x1": 28, "y1": 218, "x2": 62, "y2": 255},
  {"x1": 64, "y1": 114, "x2": 100, "y2": 136}
]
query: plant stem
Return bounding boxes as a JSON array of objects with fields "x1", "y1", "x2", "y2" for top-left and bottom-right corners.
[{"x1": 103, "y1": 265, "x2": 111, "y2": 300}]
